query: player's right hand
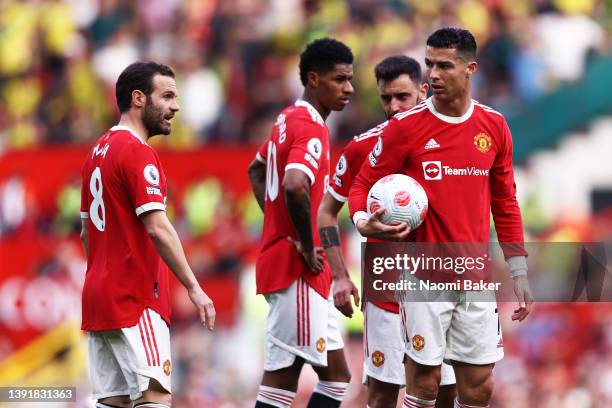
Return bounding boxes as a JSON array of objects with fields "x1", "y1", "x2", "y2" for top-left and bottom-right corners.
[
  {"x1": 288, "y1": 237, "x2": 324, "y2": 273},
  {"x1": 188, "y1": 287, "x2": 216, "y2": 330},
  {"x1": 333, "y1": 276, "x2": 360, "y2": 318},
  {"x1": 356, "y1": 208, "x2": 411, "y2": 241}
]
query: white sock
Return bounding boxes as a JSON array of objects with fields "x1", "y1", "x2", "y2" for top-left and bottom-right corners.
[
  {"x1": 256, "y1": 385, "x2": 296, "y2": 408},
  {"x1": 313, "y1": 380, "x2": 349, "y2": 402},
  {"x1": 133, "y1": 403, "x2": 170, "y2": 408},
  {"x1": 454, "y1": 398, "x2": 490, "y2": 408},
  {"x1": 403, "y1": 393, "x2": 436, "y2": 408}
]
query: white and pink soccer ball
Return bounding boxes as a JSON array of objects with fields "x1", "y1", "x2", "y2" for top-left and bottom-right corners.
[{"x1": 366, "y1": 174, "x2": 428, "y2": 230}]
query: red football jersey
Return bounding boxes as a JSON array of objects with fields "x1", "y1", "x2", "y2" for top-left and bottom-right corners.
[
  {"x1": 80, "y1": 126, "x2": 171, "y2": 331},
  {"x1": 255, "y1": 100, "x2": 332, "y2": 298},
  {"x1": 329, "y1": 121, "x2": 399, "y2": 313},
  {"x1": 349, "y1": 97, "x2": 526, "y2": 252}
]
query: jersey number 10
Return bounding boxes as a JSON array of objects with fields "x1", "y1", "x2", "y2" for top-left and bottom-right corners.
[{"x1": 265, "y1": 141, "x2": 279, "y2": 202}]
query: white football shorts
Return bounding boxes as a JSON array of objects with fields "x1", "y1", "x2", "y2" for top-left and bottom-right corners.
[
  {"x1": 401, "y1": 296, "x2": 504, "y2": 366},
  {"x1": 264, "y1": 277, "x2": 344, "y2": 371},
  {"x1": 364, "y1": 302, "x2": 455, "y2": 386},
  {"x1": 87, "y1": 308, "x2": 172, "y2": 401}
]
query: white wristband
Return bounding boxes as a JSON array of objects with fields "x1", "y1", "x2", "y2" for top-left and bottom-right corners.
[
  {"x1": 352, "y1": 211, "x2": 368, "y2": 226},
  {"x1": 507, "y1": 256, "x2": 528, "y2": 277}
]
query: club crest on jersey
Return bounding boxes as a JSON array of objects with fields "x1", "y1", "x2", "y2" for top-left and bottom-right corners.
[
  {"x1": 144, "y1": 164, "x2": 160, "y2": 186},
  {"x1": 473, "y1": 133, "x2": 492, "y2": 153},
  {"x1": 163, "y1": 359, "x2": 172, "y2": 376},
  {"x1": 371, "y1": 350, "x2": 385, "y2": 367},
  {"x1": 412, "y1": 334, "x2": 425, "y2": 351},
  {"x1": 335, "y1": 154, "x2": 347, "y2": 176},
  {"x1": 307, "y1": 138, "x2": 322, "y2": 159},
  {"x1": 316, "y1": 337, "x2": 326, "y2": 353}
]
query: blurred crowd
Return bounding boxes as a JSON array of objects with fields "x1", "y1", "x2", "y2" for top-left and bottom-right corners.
[{"x1": 0, "y1": 0, "x2": 610, "y2": 152}]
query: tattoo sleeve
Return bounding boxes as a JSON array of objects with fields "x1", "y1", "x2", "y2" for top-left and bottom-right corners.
[{"x1": 286, "y1": 189, "x2": 314, "y2": 252}]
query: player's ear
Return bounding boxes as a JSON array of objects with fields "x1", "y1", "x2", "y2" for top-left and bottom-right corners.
[
  {"x1": 131, "y1": 89, "x2": 146, "y2": 109},
  {"x1": 307, "y1": 71, "x2": 319, "y2": 89},
  {"x1": 419, "y1": 82, "x2": 429, "y2": 101},
  {"x1": 466, "y1": 61, "x2": 477, "y2": 78}
]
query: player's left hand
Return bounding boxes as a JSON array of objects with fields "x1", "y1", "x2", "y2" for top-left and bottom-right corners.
[
  {"x1": 288, "y1": 237, "x2": 325, "y2": 274},
  {"x1": 188, "y1": 287, "x2": 216, "y2": 330},
  {"x1": 333, "y1": 276, "x2": 360, "y2": 318},
  {"x1": 512, "y1": 275, "x2": 533, "y2": 322}
]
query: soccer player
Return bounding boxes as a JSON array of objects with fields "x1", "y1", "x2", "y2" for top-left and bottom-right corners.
[
  {"x1": 247, "y1": 38, "x2": 354, "y2": 408},
  {"x1": 348, "y1": 28, "x2": 534, "y2": 408},
  {"x1": 79, "y1": 62, "x2": 216, "y2": 408},
  {"x1": 318, "y1": 55, "x2": 456, "y2": 408}
]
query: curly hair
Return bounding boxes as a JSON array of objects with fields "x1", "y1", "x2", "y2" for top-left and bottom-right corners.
[{"x1": 299, "y1": 38, "x2": 353, "y2": 86}]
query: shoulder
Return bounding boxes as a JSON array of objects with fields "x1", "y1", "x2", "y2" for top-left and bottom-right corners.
[
  {"x1": 392, "y1": 100, "x2": 429, "y2": 122},
  {"x1": 290, "y1": 101, "x2": 326, "y2": 128},
  {"x1": 473, "y1": 100, "x2": 506, "y2": 122},
  {"x1": 352, "y1": 121, "x2": 388, "y2": 143}
]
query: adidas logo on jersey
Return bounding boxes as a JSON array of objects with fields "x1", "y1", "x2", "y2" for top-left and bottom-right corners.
[{"x1": 424, "y1": 138, "x2": 440, "y2": 150}]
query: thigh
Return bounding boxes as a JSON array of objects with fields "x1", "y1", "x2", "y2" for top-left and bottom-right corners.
[
  {"x1": 446, "y1": 301, "x2": 503, "y2": 365},
  {"x1": 402, "y1": 300, "x2": 454, "y2": 366},
  {"x1": 363, "y1": 302, "x2": 406, "y2": 386},
  {"x1": 88, "y1": 331, "x2": 130, "y2": 401},
  {"x1": 264, "y1": 278, "x2": 330, "y2": 371},
  {"x1": 111, "y1": 308, "x2": 172, "y2": 400}
]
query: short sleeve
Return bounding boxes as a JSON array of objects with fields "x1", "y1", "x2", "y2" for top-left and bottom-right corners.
[
  {"x1": 256, "y1": 135, "x2": 271, "y2": 164},
  {"x1": 121, "y1": 145, "x2": 167, "y2": 216},
  {"x1": 285, "y1": 121, "x2": 326, "y2": 185},
  {"x1": 328, "y1": 148, "x2": 352, "y2": 202}
]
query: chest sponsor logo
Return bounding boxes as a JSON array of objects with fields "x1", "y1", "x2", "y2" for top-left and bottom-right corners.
[
  {"x1": 422, "y1": 161, "x2": 442, "y2": 180},
  {"x1": 473, "y1": 132, "x2": 492, "y2": 153},
  {"x1": 423, "y1": 161, "x2": 490, "y2": 180}
]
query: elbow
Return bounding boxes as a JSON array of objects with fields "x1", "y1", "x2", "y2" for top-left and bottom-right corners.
[
  {"x1": 283, "y1": 178, "x2": 309, "y2": 200},
  {"x1": 247, "y1": 160, "x2": 265, "y2": 183}
]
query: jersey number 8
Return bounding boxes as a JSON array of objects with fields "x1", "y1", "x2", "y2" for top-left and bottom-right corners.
[{"x1": 89, "y1": 167, "x2": 106, "y2": 231}]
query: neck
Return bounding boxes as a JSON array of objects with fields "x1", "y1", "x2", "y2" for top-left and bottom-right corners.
[
  {"x1": 117, "y1": 113, "x2": 148, "y2": 143},
  {"x1": 432, "y1": 89, "x2": 472, "y2": 117},
  {"x1": 301, "y1": 89, "x2": 330, "y2": 121}
]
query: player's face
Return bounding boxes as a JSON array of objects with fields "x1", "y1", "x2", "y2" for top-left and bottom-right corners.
[
  {"x1": 142, "y1": 74, "x2": 180, "y2": 137},
  {"x1": 316, "y1": 64, "x2": 354, "y2": 112},
  {"x1": 377, "y1": 74, "x2": 428, "y2": 119},
  {"x1": 425, "y1": 46, "x2": 476, "y2": 103}
]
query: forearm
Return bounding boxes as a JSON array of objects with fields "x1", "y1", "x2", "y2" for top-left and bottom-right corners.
[
  {"x1": 248, "y1": 162, "x2": 266, "y2": 211},
  {"x1": 80, "y1": 219, "x2": 88, "y2": 257},
  {"x1": 286, "y1": 189, "x2": 315, "y2": 251},
  {"x1": 150, "y1": 221, "x2": 200, "y2": 291},
  {"x1": 318, "y1": 212, "x2": 349, "y2": 280}
]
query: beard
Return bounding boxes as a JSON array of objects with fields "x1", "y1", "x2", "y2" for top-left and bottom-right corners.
[{"x1": 142, "y1": 98, "x2": 171, "y2": 136}]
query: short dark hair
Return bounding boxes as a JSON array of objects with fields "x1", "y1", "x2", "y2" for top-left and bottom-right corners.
[
  {"x1": 115, "y1": 62, "x2": 175, "y2": 113},
  {"x1": 374, "y1": 55, "x2": 422, "y2": 85},
  {"x1": 299, "y1": 38, "x2": 353, "y2": 86},
  {"x1": 426, "y1": 28, "x2": 477, "y2": 61}
]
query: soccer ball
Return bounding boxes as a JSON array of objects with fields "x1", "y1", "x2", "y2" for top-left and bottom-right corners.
[{"x1": 366, "y1": 174, "x2": 428, "y2": 230}]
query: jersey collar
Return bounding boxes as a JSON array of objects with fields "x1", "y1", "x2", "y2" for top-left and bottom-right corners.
[
  {"x1": 295, "y1": 99, "x2": 325, "y2": 126},
  {"x1": 425, "y1": 97, "x2": 474, "y2": 124},
  {"x1": 110, "y1": 125, "x2": 147, "y2": 144}
]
